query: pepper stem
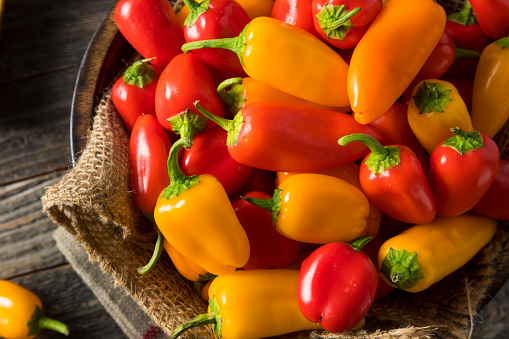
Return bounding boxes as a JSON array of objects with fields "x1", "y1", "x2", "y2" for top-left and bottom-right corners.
[
  {"x1": 412, "y1": 81, "x2": 452, "y2": 114},
  {"x1": 454, "y1": 45, "x2": 480, "y2": 60},
  {"x1": 217, "y1": 77, "x2": 246, "y2": 114},
  {"x1": 27, "y1": 306, "x2": 69, "y2": 336},
  {"x1": 316, "y1": 4, "x2": 361, "y2": 40},
  {"x1": 380, "y1": 248, "x2": 424, "y2": 290},
  {"x1": 338, "y1": 133, "x2": 401, "y2": 175},
  {"x1": 242, "y1": 189, "x2": 282, "y2": 225},
  {"x1": 182, "y1": 25, "x2": 248, "y2": 66},
  {"x1": 122, "y1": 58, "x2": 158, "y2": 88},
  {"x1": 441, "y1": 126, "x2": 484, "y2": 155},
  {"x1": 194, "y1": 101, "x2": 243, "y2": 147},
  {"x1": 138, "y1": 226, "x2": 164, "y2": 275},
  {"x1": 350, "y1": 234, "x2": 372, "y2": 251},
  {"x1": 170, "y1": 295, "x2": 223, "y2": 339}
]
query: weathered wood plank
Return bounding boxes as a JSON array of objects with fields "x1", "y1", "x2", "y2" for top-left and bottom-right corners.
[
  {"x1": 0, "y1": 171, "x2": 67, "y2": 279},
  {"x1": 10, "y1": 265, "x2": 126, "y2": 339}
]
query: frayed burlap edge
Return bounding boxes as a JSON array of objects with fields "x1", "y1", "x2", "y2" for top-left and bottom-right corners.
[{"x1": 42, "y1": 89, "x2": 509, "y2": 339}]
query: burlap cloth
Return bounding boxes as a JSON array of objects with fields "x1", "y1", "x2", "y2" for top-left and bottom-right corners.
[{"x1": 41, "y1": 0, "x2": 509, "y2": 337}]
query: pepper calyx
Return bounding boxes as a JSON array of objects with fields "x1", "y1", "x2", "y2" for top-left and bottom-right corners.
[
  {"x1": 350, "y1": 234, "x2": 372, "y2": 251},
  {"x1": 338, "y1": 133, "x2": 401, "y2": 175},
  {"x1": 137, "y1": 226, "x2": 164, "y2": 275},
  {"x1": 168, "y1": 109, "x2": 208, "y2": 146},
  {"x1": 380, "y1": 248, "x2": 424, "y2": 290},
  {"x1": 316, "y1": 4, "x2": 361, "y2": 40},
  {"x1": 442, "y1": 127, "x2": 484, "y2": 155},
  {"x1": 446, "y1": 2, "x2": 476, "y2": 26},
  {"x1": 495, "y1": 36, "x2": 509, "y2": 49},
  {"x1": 243, "y1": 188, "x2": 282, "y2": 226},
  {"x1": 183, "y1": 0, "x2": 210, "y2": 28},
  {"x1": 217, "y1": 77, "x2": 246, "y2": 115},
  {"x1": 27, "y1": 306, "x2": 69, "y2": 336},
  {"x1": 412, "y1": 81, "x2": 452, "y2": 114},
  {"x1": 169, "y1": 295, "x2": 221, "y2": 339},
  {"x1": 122, "y1": 58, "x2": 158, "y2": 88}
]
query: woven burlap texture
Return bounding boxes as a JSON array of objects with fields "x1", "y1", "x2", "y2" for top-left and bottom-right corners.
[{"x1": 41, "y1": 90, "x2": 509, "y2": 339}]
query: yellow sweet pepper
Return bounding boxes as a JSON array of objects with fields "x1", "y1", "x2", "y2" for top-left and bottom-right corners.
[
  {"x1": 0, "y1": 280, "x2": 69, "y2": 339},
  {"x1": 154, "y1": 138, "x2": 250, "y2": 276},
  {"x1": 245, "y1": 173, "x2": 370, "y2": 244},
  {"x1": 378, "y1": 213, "x2": 498, "y2": 293},
  {"x1": 407, "y1": 79, "x2": 474, "y2": 154},
  {"x1": 471, "y1": 36, "x2": 509, "y2": 138},
  {"x1": 182, "y1": 16, "x2": 350, "y2": 108},
  {"x1": 169, "y1": 269, "x2": 322, "y2": 338}
]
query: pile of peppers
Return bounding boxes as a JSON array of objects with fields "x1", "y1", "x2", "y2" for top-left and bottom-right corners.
[{"x1": 100, "y1": 0, "x2": 509, "y2": 337}]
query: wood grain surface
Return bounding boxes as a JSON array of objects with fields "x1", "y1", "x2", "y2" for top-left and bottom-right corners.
[{"x1": 0, "y1": 0, "x2": 508, "y2": 339}]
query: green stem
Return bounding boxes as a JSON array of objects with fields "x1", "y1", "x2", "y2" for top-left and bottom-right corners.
[
  {"x1": 181, "y1": 25, "x2": 248, "y2": 66},
  {"x1": 454, "y1": 45, "x2": 480, "y2": 60},
  {"x1": 193, "y1": 101, "x2": 244, "y2": 147},
  {"x1": 442, "y1": 127, "x2": 484, "y2": 155},
  {"x1": 495, "y1": 36, "x2": 509, "y2": 49},
  {"x1": 350, "y1": 234, "x2": 372, "y2": 251},
  {"x1": 170, "y1": 295, "x2": 223, "y2": 339},
  {"x1": 447, "y1": 1, "x2": 476, "y2": 26},
  {"x1": 138, "y1": 227, "x2": 164, "y2": 275},
  {"x1": 217, "y1": 77, "x2": 246, "y2": 114},
  {"x1": 38, "y1": 316, "x2": 70, "y2": 336},
  {"x1": 123, "y1": 58, "x2": 158, "y2": 88},
  {"x1": 412, "y1": 81, "x2": 452, "y2": 114},
  {"x1": 380, "y1": 248, "x2": 424, "y2": 290},
  {"x1": 338, "y1": 133, "x2": 401, "y2": 175},
  {"x1": 242, "y1": 189, "x2": 282, "y2": 225},
  {"x1": 327, "y1": 7, "x2": 361, "y2": 31},
  {"x1": 183, "y1": 0, "x2": 210, "y2": 27}
]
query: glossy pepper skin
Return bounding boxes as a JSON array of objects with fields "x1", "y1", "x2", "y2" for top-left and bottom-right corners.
[
  {"x1": 271, "y1": 0, "x2": 323, "y2": 40},
  {"x1": 311, "y1": 0, "x2": 382, "y2": 49},
  {"x1": 339, "y1": 133, "x2": 436, "y2": 224},
  {"x1": 182, "y1": 16, "x2": 351, "y2": 108},
  {"x1": 428, "y1": 128, "x2": 500, "y2": 217},
  {"x1": 180, "y1": 127, "x2": 254, "y2": 197},
  {"x1": 297, "y1": 236, "x2": 378, "y2": 333},
  {"x1": 194, "y1": 101, "x2": 381, "y2": 172},
  {"x1": 245, "y1": 173, "x2": 370, "y2": 244},
  {"x1": 114, "y1": 0, "x2": 185, "y2": 69},
  {"x1": 232, "y1": 191, "x2": 302, "y2": 270},
  {"x1": 0, "y1": 280, "x2": 69, "y2": 339},
  {"x1": 182, "y1": 0, "x2": 250, "y2": 82},
  {"x1": 445, "y1": 2, "x2": 490, "y2": 54},
  {"x1": 472, "y1": 159, "x2": 509, "y2": 221},
  {"x1": 129, "y1": 114, "x2": 172, "y2": 221},
  {"x1": 163, "y1": 240, "x2": 210, "y2": 282},
  {"x1": 378, "y1": 213, "x2": 498, "y2": 293},
  {"x1": 471, "y1": 37, "x2": 509, "y2": 138},
  {"x1": 407, "y1": 79, "x2": 474, "y2": 154},
  {"x1": 347, "y1": 0, "x2": 446, "y2": 124},
  {"x1": 154, "y1": 138, "x2": 250, "y2": 275},
  {"x1": 170, "y1": 269, "x2": 322, "y2": 339},
  {"x1": 111, "y1": 59, "x2": 159, "y2": 132},
  {"x1": 469, "y1": 0, "x2": 509, "y2": 40},
  {"x1": 217, "y1": 77, "x2": 344, "y2": 115},
  {"x1": 155, "y1": 53, "x2": 224, "y2": 139}
]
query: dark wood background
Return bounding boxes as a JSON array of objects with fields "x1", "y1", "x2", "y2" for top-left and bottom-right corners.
[{"x1": 0, "y1": 0, "x2": 507, "y2": 338}]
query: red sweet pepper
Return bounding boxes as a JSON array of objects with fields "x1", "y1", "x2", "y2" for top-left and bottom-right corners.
[
  {"x1": 111, "y1": 59, "x2": 160, "y2": 132},
  {"x1": 154, "y1": 53, "x2": 224, "y2": 141},
  {"x1": 338, "y1": 133, "x2": 436, "y2": 224},
  {"x1": 180, "y1": 127, "x2": 254, "y2": 197},
  {"x1": 182, "y1": 0, "x2": 250, "y2": 82},
  {"x1": 128, "y1": 114, "x2": 172, "y2": 221},
  {"x1": 114, "y1": 0, "x2": 185, "y2": 69},
  {"x1": 469, "y1": 0, "x2": 509, "y2": 40},
  {"x1": 427, "y1": 127, "x2": 500, "y2": 217},
  {"x1": 194, "y1": 101, "x2": 382, "y2": 172},
  {"x1": 297, "y1": 236, "x2": 378, "y2": 333},
  {"x1": 471, "y1": 159, "x2": 509, "y2": 221},
  {"x1": 270, "y1": 0, "x2": 323, "y2": 40},
  {"x1": 311, "y1": 0, "x2": 382, "y2": 49},
  {"x1": 445, "y1": 2, "x2": 490, "y2": 54},
  {"x1": 232, "y1": 191, "x2": 302, "y2": 270},
  {"x1": 362, "y1": 234, "x2": 395, "y2": 300}
]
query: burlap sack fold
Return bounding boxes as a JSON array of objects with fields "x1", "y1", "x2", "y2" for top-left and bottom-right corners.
[{"x1": 41, "y1": 90, "x2": 509, "y2": 339}]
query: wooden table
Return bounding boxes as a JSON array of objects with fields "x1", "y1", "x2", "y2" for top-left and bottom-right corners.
[{"x1": 1, "y1": 1, "x2": 508, "y2": 338}]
